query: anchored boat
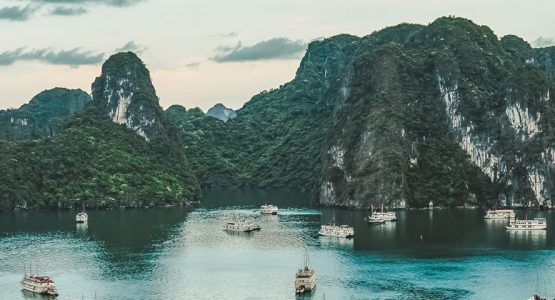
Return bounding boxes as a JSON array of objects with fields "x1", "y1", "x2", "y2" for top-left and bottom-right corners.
[
  {"x1": 368, "y1": 211, "x2": 396, "y2": 223},
  {"x1": 21, "y1": 272, "x2": 58, "y2": 297},
  {"x1": 318, "y1": 218, "x2": 354, "y2": 238},
  {"x1": 484, "y1": 209, "x2": 515, "y2": 220},
  {"x1": 260, "y1": 204, "x2": 278, "y2": 215},
  {"x1": 506, "y1": 218, "x2": 547, "y2": 231},
  {"x1": 295, "y1": 251, "x2": 316, "y2": 294},
  {"x1": 367, "y1": 215, "x2": 387, "y2": 224},
  {"x1": 76, "y1": 212, "x2": 88, "y2": 223},
  {"x1": 223, "y1": 219, "x2": 259, "y2": 232}
]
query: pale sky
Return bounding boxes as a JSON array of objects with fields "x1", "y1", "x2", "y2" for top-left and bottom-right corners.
[{"x1": 1, "y1": 0, "x2": 554, "y2": 111}]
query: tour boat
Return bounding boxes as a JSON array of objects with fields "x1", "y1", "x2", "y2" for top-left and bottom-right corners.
[
  {"x1": 20, "y1": 274, "x2": 58, "y2": 296},
  {"x1": 295, "y1": 251, "x2": 316, "y2": 294},
  {"x1": 318, "y1": 218, "x2": 354, "y2": 238},
  {"x1": 223, "y1": 219, "x2": 258, "y2": 232},
  {"x1": 428, "y1": 201, "x2": 434, "y2": 209},
  {"x1": 260, "y1": 204, "x2": 278, "y2": 215},
  {"x1": 484, "y1": 209, "x2": 515, "y2": 220},
  {"x1": 528, "y1": 295, "x2": 547, "y2": 300},
  {"x1": 367, "y1": 215, "x2": 387, "y2": 224},
  {"x1": 75, "y1": 212, "x2": 88, "y2": 223},
  {"x1": 506, "y1": 218, "x2": 547, "y2": 231},
  {"x1": 370, "y1": 211, "x2": 397, "y2": 222}
]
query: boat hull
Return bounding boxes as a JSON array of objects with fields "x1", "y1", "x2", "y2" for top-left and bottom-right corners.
[
  {"x1": 318, "y1": 232, "x2": 354, "y2": 238},
  {"x1": 505, "y1": 226, "x2": 546, "y2": 231},
  {"x1": 224, "y1": 228, "x2": 256, "y2": 232}
]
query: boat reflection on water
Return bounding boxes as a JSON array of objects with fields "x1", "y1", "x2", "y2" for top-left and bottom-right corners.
[
  {"x1": 507, "y1": 230, "x2": 547, "y2": 248},
  {"x1": 318, "y1": 235, "x2": 354, "y2": 250},
  {"x1": 484, "y1": 218, "x2": 510, "y2": 228},
  {"x1": 224, "y1": 230, "x2": 255, "y2": 238},
  {"x1": 75, "y1": 222, "x2": 88, "y2": 235}
]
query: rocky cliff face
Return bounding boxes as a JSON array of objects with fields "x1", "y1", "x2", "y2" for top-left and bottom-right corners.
[
  {"x1": 0, "y1": 88, "x2": 90, "y2": 141},
  {"x1": 316, "y1": 18, "x2": 555, "y2": 209},
  {"x1": 0, "y1": 58, "x2": 200, "y2": 211},
  {"x1": 177, "y1": 17, "x2": 554, "y2": 209},
  {"x1": 91, "y1": 52, "x2": 166, "y2": 142},
  {"x1": 206, "y1": 103, "x2": 237, "y2": 122}
]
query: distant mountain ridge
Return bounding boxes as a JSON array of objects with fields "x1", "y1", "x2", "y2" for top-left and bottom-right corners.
[
  {"x1": 0, "y1": 88, "x2": 90, "y2": 141},
  {"x1": 206, "y1": 103, "x2": 237, "y2": 122}
]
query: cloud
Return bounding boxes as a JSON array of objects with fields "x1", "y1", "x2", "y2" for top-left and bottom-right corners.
[
  {"x1": 212, "y1": 37, "x2": 307, "y2": 63},
  {"x1": 0, "y1": 5, "x2": 36, "y2": 21},
  {"x1": 2, "y1": 0, "x2": 143, "y2": 21},
  {"x1": 49, "y1": 6, "x2": 88, "y2": 16},
  {"x1": 185, "y1": 62, "x2": 200, "y2": 69},
  {"x1": 115, "y1": 41, "x2": 147, "y2": 55},
  {"x1": 29, "y1": 0, "x2": 143, "y2": 7},
  {"x1": 533, "y1": 36, "x2": 555, "y2": 48},
  {"x1": 0, "y1": 47, "x2": 104, "y2": 67},
  {"x1": 209, "y1": 31, "x2": 238, "y2": 38}
]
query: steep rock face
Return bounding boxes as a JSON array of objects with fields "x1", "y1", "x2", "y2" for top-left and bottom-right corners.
[
  {"x1": 233, "y1": 34, "x2": 360, "y2": 190},
  {"x1": 318, "y1": 17, "x2": 555, "y2": 208},
  {"x1": 91, "y1": 52, "x2": 165, "y2": 142},
  {"x1": 0, "y1": 88, "x2": 91, "y2": 141},
  {"x1": 206, "y1": 103, "x2": 237, "y2": 122}
]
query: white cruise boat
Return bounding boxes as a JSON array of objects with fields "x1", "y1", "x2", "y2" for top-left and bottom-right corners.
[
  {"x1": 367, "y1": 215, "x2": 386, "y2": 224},
  {"x1": 371, "y1": 211, "x2": 397, "y2": 222},
  {"x1": 318, "y1": 218, "x2": 354, "y2": 238},
  {"x1": 223, "y1": 219, "x2": 258, "y2": 232},
  {"x1": 260, "y1": 204, "x2": 278, "y2": 215},
  {"x1": 21, "y1": 274, "x2": 58, "y2": 296},
  {"x1": 75, "y1": 212, "x2": 88, "y2": 223},
  {"x1": 506, "y1": 218, "x2": 547, "y2": 231},
  {"x1": 484, "y1": 209, "x2": 515, "y2": 220},
  {"x1": 295, "y1": 251, "x2": 316, "y2": 294}
]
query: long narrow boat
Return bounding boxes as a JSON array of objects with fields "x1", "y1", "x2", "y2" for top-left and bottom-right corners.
[
  {"x1": 506, "y1": 218, "x2": 547, "y2": 231},
  {"x1": 484, "y1": 209, "x2": 515, "y2": 220}
]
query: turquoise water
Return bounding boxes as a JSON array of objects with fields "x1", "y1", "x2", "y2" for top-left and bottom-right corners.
[{"x1": 0, "y1": 190, "x2": 554, "y2": 299}]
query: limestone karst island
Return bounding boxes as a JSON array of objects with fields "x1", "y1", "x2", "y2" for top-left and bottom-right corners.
[{"x1": 1, "y1": 1, "x2": 554, "y2": 299}]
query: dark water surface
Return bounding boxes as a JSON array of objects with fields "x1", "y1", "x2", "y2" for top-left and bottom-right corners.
[{"x1": 1, "y1": 190, "x2": 554, "y2": 299}]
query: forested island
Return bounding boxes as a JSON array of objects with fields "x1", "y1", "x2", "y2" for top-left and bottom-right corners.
[{"x1": 1, "y1": 17, "x2": 554, "y2": 211}]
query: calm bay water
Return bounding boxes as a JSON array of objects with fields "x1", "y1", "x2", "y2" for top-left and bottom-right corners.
[{"x1": 1, "y1": 190, "x2": 554, "y2": 299}]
